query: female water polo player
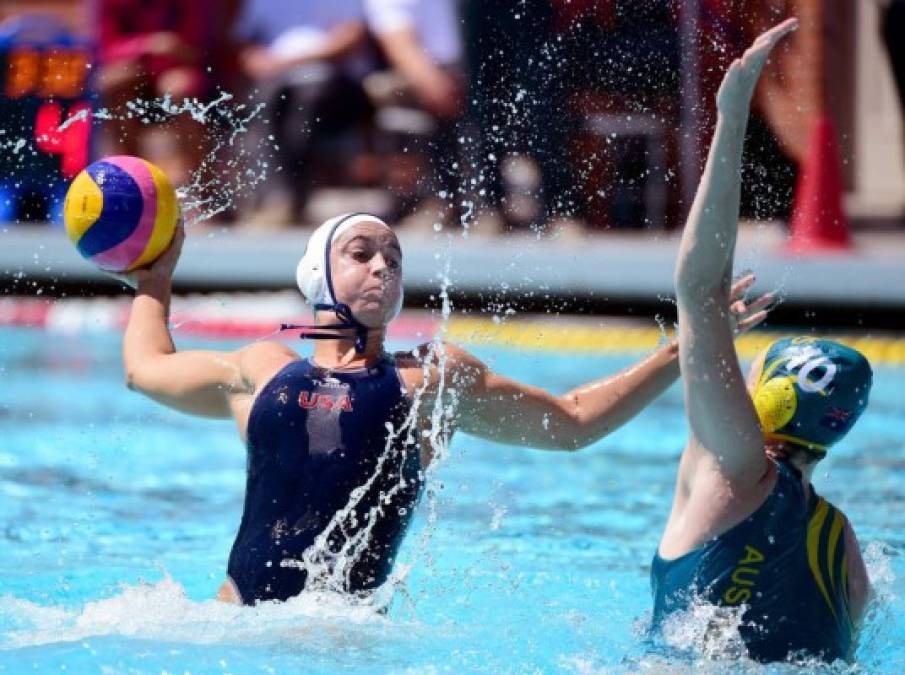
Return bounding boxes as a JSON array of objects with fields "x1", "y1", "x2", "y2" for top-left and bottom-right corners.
[
  {"x1": 652, "y1": 19, "x2": 873, "y2": 663},
  {"x1": 121, "y1": 210, "x2": 768, "y2": 606}
]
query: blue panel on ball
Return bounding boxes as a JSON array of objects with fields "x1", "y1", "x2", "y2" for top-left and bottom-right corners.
[{"x1": 76, "y1": 161, "x2": 143, "y2": 259}]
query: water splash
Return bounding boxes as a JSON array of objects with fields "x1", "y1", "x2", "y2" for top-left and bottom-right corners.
[
  {"x1": 646, "y1": 596, "x2": 859, "y2": 673},
  {"x1": 657, "y1": 598, "x2": 750, "y2": 662},
  {"x1": 0, "y1": 575, "x2": 394, "y2": 650},
  {"x1": 1, "y1": 91, "x2": 272, "y2": 228},
  {"x1": 0, "y1": 136, "x2": 28, "y2": 158},
  {"x1": 395, "y1": 240, "x2": 458, "y2": 607},
  {"x1": 93, "y1": 92, "x2": 272, "y2": 225},
  {"x1": 856, "y1": 540, "x2": 901, "y2": 670}
]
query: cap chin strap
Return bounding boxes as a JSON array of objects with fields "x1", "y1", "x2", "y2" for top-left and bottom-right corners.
[
  {"x1": 281, "y1": 212, "x2": 371, "y2": 353},
  {"x1": 280, "y1": 303, "x2": 369, "y2": 353}
]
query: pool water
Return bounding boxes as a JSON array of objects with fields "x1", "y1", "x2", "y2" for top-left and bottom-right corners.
[{"x1": 0, "y1": 325, "x2": 902, "y2": 673}]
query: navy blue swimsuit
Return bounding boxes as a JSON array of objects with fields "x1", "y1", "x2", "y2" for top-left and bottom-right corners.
[
  {"x1": 227, "y1": 356, "x2": 423, "y2": 604},
  {"x1": 651, "y1": 459, "x2": 854, "y2": 662}
]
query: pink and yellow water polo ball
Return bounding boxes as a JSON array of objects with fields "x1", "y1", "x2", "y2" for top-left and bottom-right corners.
[{"x1": 63, "y1": 156, "x2": 179, "y2": 273}]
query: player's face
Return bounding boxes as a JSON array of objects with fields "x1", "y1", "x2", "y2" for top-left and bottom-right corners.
[{"x1": 330, "y1": 222, "x2": 403, "y2": 328}]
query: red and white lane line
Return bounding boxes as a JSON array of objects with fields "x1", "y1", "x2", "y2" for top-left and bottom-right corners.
[{"x1": 0, "y1": 293, "x2": 441, "y2": 341}]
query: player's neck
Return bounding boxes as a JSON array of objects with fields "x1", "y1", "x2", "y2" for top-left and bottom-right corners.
[
  {"x1": 311, "y1": 331, "x2": 387, "y2": 370},
  {"x1": 766, "y1": 443, "x2": 816, "y2": 484}
]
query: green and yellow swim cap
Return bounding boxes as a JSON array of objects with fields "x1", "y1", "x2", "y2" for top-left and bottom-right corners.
[{"x1": 753, "y1": 337, "x2": 872, "y2": 453}]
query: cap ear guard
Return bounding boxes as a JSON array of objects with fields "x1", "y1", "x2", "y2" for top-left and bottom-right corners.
[
  {"x1": 296, "y1": 248, "x2": 327, "y2": 307},
  {"x1": 754, "y1": 375, "x2": 798, "y2": 433},
  {"x1": 296, "y1": 212, "x2": 367, "y2": 307}
]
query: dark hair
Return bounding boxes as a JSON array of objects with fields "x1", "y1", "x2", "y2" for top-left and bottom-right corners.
[{"x1": 788, "y1": 444, "x2": 825, "y2": 466}]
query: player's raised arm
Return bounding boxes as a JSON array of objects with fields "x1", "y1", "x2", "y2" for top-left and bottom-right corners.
[
  {"x1": 121, "y1": 226, "x2": 249, "y2": 418},
  {"x1": 674, "y1": 19, "x2": 798, "y2": 483}
]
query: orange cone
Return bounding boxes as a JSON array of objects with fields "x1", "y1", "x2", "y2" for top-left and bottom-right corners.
[{"x1": 786, "y1": 115, "x2": 852, "y2": 253}]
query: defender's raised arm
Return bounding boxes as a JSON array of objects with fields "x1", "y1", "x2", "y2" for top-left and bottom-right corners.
[{"x1": 674, "y1": 19, "x2": 797, "y2": 483}]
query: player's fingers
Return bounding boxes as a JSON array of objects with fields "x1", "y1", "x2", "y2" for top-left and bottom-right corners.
[
  {"x1": 746, "y1": 292, "x2": 777, "y2": 314},
  {"x1": 768, "y1": 17, "x2": 799, "y2": 41},
  {"x1": 730, "y1": 274, "x2": 756, "y2": 297},
  {"x1": 749, "y1": 18, "x2": 798, "y2": 61},
  {"x1": 737, "y1": 310, "x2": 769, "y2": 332},
  {"x1": 173, "y1": 225, "x2": 186, "y2": 249}
]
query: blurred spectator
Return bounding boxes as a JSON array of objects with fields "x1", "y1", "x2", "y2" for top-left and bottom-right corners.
[
  {"x1": 236, "y1": 1, "x2": 375, "y2": 226},
  {"x1": 882, "y1": 0, "x2": 905, "y2": 157},
  {"x1": 463, "y1": 0, "x2": 584, "y2": 234},
  {"x1": 362, "y1": 0, "x2": 466, "y2": 229},
  {"x1": 203, "y1": 0, "x2": 245, "y2": 99},
  {"x1": 552, "y1": 0, "x2": 680, "y2": 230},
  {"x1": 701, "y1": 1, "x2": 809, "y2": 222},
  {"x1": 95, "y1": 0, "x2": 214, "y2": 185},
  {"x1": 552, "y1": 0, "x2": 679, "y2": 102},
  {"x1": 465, "y1": 1, "x2": 679, "y2": 234}
]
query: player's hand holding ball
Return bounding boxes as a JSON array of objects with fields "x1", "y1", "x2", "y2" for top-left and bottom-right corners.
[
  {"x1": 63, "y1": 155, "x2": 184, "y2": 289},
  {"x1": 118, "y1": 221, "x2": 185, "y2": 291}
]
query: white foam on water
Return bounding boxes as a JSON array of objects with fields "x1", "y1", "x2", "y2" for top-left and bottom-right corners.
[
  {"x1": 656, "y1": 598, "x2": 749, "y2": 662},
  {"x1": 864, "y1": 540, "x2": 897, "y2": 597},
  {"x1": 640, "y1": 589, "x2": 867, "y2": 673},
  {"x1": 855, "y1": 540, "x2": 901, "y2": 671},
  {"x1": 0, "y1": 575, "x2": 402, "y2": 650}
]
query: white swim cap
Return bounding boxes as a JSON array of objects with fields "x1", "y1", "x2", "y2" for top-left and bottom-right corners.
[{"x1": 295, "y1": 212, "x2": 403, "y2": 320}]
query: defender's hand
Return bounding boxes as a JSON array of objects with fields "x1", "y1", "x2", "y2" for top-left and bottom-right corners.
[
  {"x1": 716, "y1": 18, "x2": 798, "y2": 120},
  {"x1": 729, "y1": 273, "x2": 775, "y2": 335}
]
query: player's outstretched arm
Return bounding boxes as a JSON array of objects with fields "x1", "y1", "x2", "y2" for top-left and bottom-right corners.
[
  {"x1": 445, "y1": 279, "x2": 771, "y2": 451},
  {"x1": 447, "y1": 341, "x2": 679, "y2": 450},
  {"x1": 675, "y1": 19, "x2": 797, "y2": 483}
]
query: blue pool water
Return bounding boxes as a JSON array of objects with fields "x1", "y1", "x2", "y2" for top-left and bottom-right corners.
[{"x1": 0, "y1": 325, "x2": 902, "y2": 673}]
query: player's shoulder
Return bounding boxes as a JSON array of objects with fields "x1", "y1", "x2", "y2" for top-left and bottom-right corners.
[
  {"x1": 392, "y1": 342, "x2": 487, "y2": 389},
  {"x1": 236, "y1": 340, "x2": 299, "y2": 383},
  {"x1": 393, "y1": 341, "x2": 482, "y2": 366},
  {"x1": 390, "y1": 342, "x2": 481, "y2": 399},
  {"x1": 237, "y1": 340, "x2": 298, "y2": 361}
]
